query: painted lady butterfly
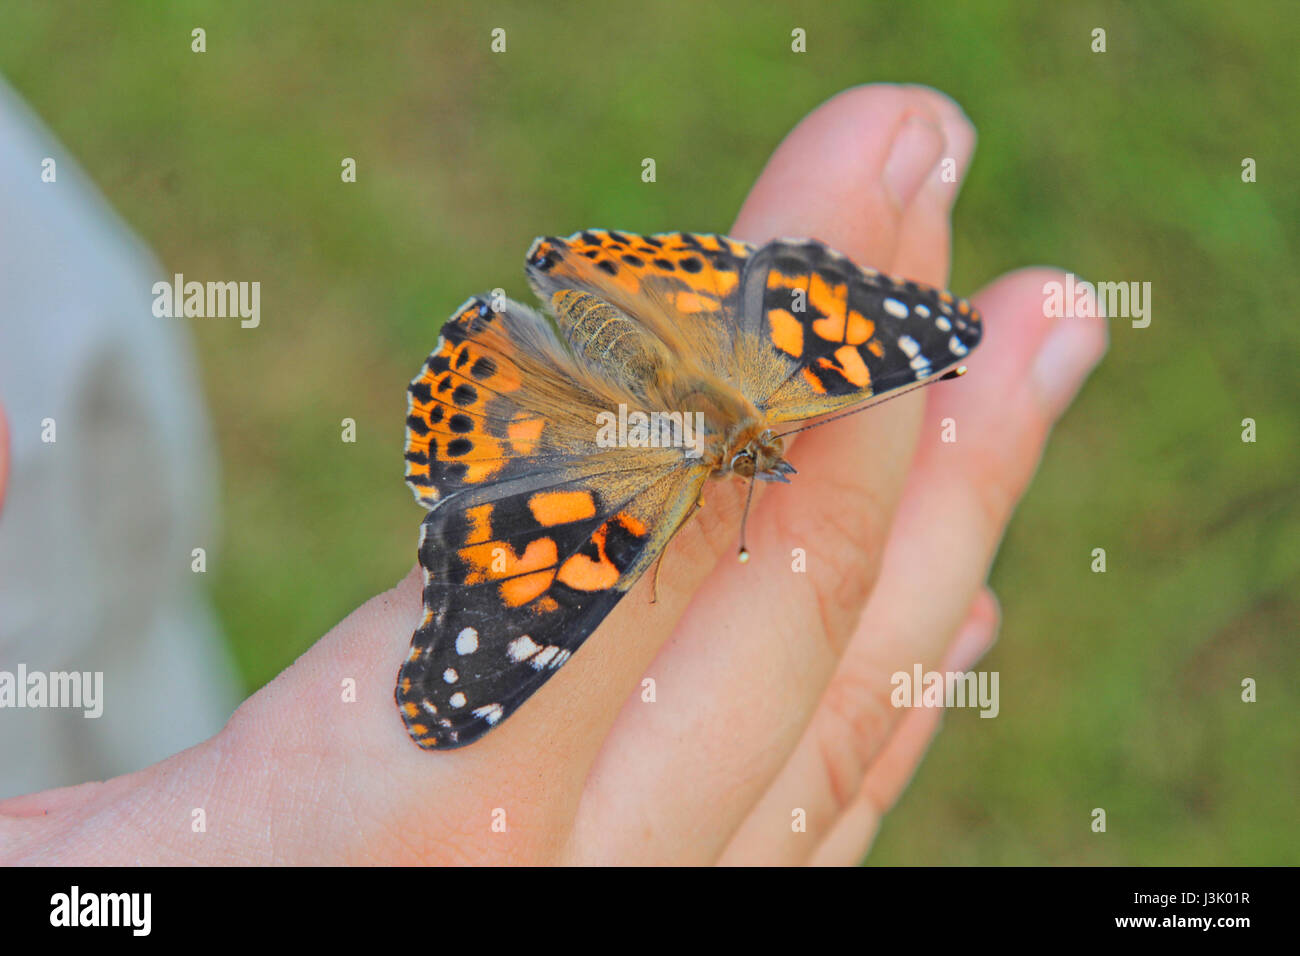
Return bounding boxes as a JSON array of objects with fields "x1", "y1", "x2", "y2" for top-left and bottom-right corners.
[{"x1": 398, "y1": 229, "x2": 982, "y2": 748}]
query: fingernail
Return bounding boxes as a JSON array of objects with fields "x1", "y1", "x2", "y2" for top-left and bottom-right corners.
[
  {"x1": 882, "y1": 116, "x2": 945, "y2": 211},
  {"x1": 1032, "y1": 314, "x2": 1106, "y2": 418}
]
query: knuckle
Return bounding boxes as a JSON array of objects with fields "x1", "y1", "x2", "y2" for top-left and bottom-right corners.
[{"x1": 814, "y1": 669, "x2": 898, "y2": 813}]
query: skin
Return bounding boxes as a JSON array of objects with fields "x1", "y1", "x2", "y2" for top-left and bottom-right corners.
[{"x1": 0, "y1": 84, "x2": 1106, "y2": 865}]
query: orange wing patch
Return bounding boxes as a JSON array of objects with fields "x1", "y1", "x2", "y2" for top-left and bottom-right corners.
[
  {"x1": 529, "y1": 490, "x2": 597, "y2": 527},
  {"x1": 555, "y1": 514, "x2": 644, "y2": 592},
  {"x1": 768, "y1": 308, "x2": 804, "y2": 358}
]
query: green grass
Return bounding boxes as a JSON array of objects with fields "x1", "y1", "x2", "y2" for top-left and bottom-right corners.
[{"x1": 3, "y1": 0, "x2": 1295, "y2": 864}]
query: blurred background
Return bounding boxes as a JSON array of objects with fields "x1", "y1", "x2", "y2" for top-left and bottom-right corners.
[{"x1": 0, "y1": 0, "x2": 1294, "y2": 863}]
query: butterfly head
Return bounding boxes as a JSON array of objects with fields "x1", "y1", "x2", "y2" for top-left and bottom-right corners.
[{"x1": 727, "y1": 428, "x2": 796, "y2": 484}]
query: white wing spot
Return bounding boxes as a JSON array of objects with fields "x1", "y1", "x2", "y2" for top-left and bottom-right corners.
[
  {"x1": 507, "y1": 635, "x2": 540, "y2": 662},
  {"x1": 883, "y1": 297, "x2": 909, "y2": 319},
  {"x1": 443, "y1": 667, "x2": 459, "y2": 684},
  {"x1": 449, "y1": 692, "x2": 467, "y2": 709},
  {"x1": 915, "y1": 304, "x2": 931, "y2": 318},
  {"x1": 949, "y1": 335, "x2": 969, "y2": 357},
  {"x1": 472, "y1": 703, "x2": 504, "y2": 725},
  {"x1": 455, "y1": 627, "x2": 479, "y2": 655},
  {"x1": 530, "y1": 646, "x2": 560, "y2": 670},
  {"x1": 935, "y1": 316, "x2": 951, "y2": 332},
  {"x1": 898, "y1": 335, "x2": 921, "y2": 358}
]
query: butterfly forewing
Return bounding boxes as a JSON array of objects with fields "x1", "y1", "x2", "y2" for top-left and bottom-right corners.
[
  {"x1": 398, "y1": 465, "x2": 704, "y2": 748},
  {"x1": 736, "y1": 238, "x2": 983, "y2": 420}
]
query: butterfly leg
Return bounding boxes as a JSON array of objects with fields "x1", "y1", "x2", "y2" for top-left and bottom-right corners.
[{"x1": 649, "y1": 495, "x2": 705, "y2": 604}]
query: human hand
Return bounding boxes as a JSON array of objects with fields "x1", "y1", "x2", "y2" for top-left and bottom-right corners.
[{"x1": 0, "y1": 84, "x2": 1106, "y2": 865}]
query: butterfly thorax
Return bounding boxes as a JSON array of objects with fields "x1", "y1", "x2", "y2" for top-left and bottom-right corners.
[
  {"x1": 550, "y1": 288, "x2": 793, "y2": 482},
  {"x1": 665, "y1": 381, "x2": 791, "y2": 482}
]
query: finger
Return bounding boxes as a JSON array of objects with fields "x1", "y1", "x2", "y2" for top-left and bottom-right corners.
[
  {"x1": 733, "y1": 84, "x2": 946, "y2": 262},
  {"x1": 808, "y1": 589, "x2": 999, "y2": 866},
  {"x1": 568, "y1": 84, "x2": 969, "y2": 864},
  {"x1": 889, "y1": 87, "x2": 976, "y2": 284},
  {"x1": 719, "y1": 268, "x2": 1106, "y2": 864}
]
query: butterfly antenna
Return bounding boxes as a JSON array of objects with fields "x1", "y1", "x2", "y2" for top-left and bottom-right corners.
[
  {"x1": 773, "y1": 366, "x2": 968, "y2": 440},
  {"x1": 737, "y1": 473, "x2": 757, "y2": 563}
]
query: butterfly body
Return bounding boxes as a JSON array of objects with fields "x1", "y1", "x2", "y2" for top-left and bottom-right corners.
[{"x1": 398, "y1": 229, "x2": 981, "y2": 749}]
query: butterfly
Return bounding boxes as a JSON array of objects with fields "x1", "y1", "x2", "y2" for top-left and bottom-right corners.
[{"x1": 397, "y1": 229, "x2": 982, "y2": 748}]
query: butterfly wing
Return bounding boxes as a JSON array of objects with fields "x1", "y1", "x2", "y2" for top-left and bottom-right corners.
[
  {"x1": 400, "y1": 293, "x2": 708, "y2": 749},
  {"x1": 405, "y1": 294, "x2": 633, "y2": 509},
  {"x1": 734, "y1": 238, "x2": 984, "y2": 421},
  {"x1": 398, "y1": 464, "x2": 705, "y2": 749},
  {"x1": 522, "y1": 230, "x2": 981, "y2": 423},
  {"x1": 524, "y1": 229, "x2": 755, "y2": 379}
]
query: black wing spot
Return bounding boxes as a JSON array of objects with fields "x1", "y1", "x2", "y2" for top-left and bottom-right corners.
[
  {"x1": 452, "y1": 383, "x2": 478, "y2": 406},
  {"x1": 470, "y1": 356, "x2": 497, "y2": 379},
  {"x1": 446, "y1": 438, "x2": 473, "y2": 457},
  {"x1": 448, "y1": 414, "x2": 474, "y2": 433},
  {"x1": 680, "y1": 256, "x2": 703, "y2": 274},
  {"x1": 597, "y1": 260, "x2": 618, "y2": 276}
]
